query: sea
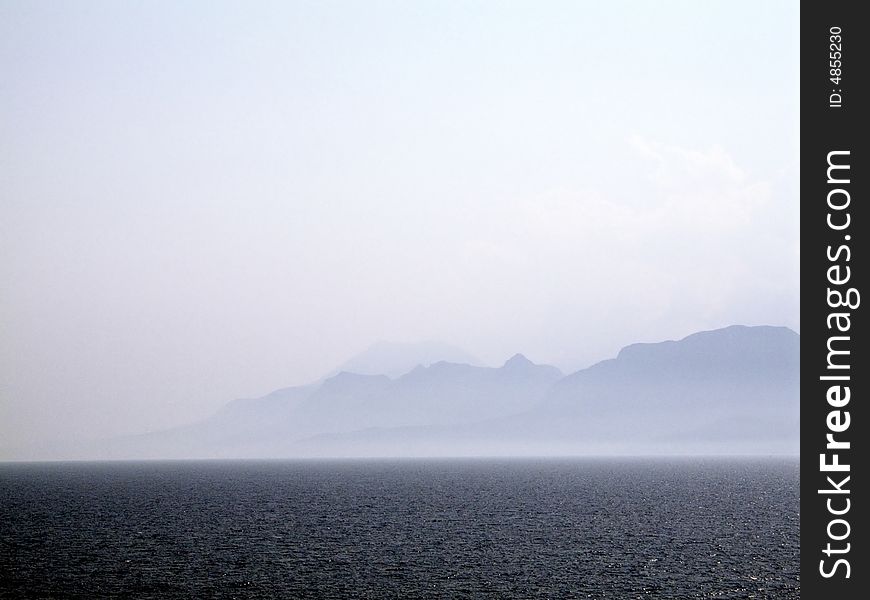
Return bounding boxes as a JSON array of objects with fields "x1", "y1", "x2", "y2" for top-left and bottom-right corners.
[{"x1": 0, "y1": 458, "x2": 798, "y2": 599}]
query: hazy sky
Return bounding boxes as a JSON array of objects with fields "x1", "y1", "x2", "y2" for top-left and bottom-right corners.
[{"x1": 1, "y1": 0, "x2": 799, "y2": 449}]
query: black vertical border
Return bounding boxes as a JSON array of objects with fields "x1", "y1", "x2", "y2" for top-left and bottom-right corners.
[{"x1": 801, "y1": 2, "x2": 866, "y2": 597}]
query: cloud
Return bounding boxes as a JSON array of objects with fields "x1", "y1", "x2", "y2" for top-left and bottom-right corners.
[
  {"x1": 499, "y1": 136, "x2": 775, "y2": 255},
  {"x1": 454, "y1": 136, "x2": 797, "y2": 367},
  {"x1": 629, "y1": 134, "x2": 746, "y2": 187}
]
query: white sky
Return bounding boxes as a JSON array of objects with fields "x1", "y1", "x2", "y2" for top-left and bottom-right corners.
[{"x1": 0, "y1": 0, "x2": 799, "y2": 449}]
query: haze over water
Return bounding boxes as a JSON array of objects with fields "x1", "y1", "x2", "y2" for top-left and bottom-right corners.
[{"x1": 1, "y1": 1, "x2": 799, "y2": 451}]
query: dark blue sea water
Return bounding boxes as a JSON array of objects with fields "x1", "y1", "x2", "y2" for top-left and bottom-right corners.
[{"x1": 0, "y1": 458, "x2": 798, "y2": 599}]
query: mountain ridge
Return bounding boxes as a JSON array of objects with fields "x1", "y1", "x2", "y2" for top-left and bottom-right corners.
[{"x1": 7, "y1": 325, "x2": 799, "y2": 459}]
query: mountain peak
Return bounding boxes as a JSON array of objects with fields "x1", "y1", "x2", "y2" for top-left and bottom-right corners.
[
  {"x1": 332, "y1": 340, "x2": 483, "y2": 378},
  {"x1": 503, "y1": 353, "x2": 534, "y2": 368}
]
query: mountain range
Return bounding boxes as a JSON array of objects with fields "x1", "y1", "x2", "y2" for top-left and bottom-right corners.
[{"x1": 88, "y1": 324, "x2": 798, "y2": 459}]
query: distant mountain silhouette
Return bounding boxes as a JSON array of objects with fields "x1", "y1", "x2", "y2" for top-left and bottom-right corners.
[
  {"x1": 27, "y1": 325, "x2": 798, "y2": 459},
  {"x1": 295, "y1": 326, "x2": 799, "y2": 456},
  {"x1": 99, "y1": 352, "x2": 559, "y2": 458},
  {"x1": 518, "y1": 325, "x2": 799, "y2": 452},
  {"x1": 331, "y1": 340, "x2": 484, "y2": 378}
]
